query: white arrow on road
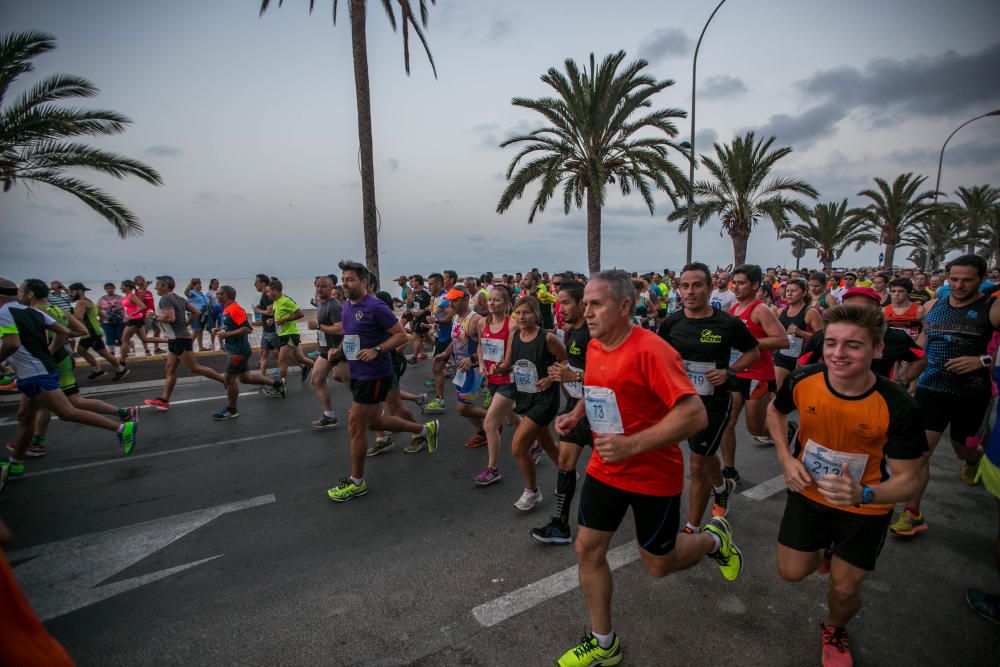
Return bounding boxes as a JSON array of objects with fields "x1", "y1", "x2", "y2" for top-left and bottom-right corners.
[{"x1": 9, "y1": 494, "x2": 275, "y2": 621}]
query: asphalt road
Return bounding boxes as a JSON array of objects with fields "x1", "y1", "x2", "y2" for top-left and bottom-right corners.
[{"x1": 1, "y1": 358, "x2": 997, "y2": 666}]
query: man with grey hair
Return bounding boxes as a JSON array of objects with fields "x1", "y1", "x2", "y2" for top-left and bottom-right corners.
[{"x1": 552, "y1": 269, "x2": 743, "y2": 666}]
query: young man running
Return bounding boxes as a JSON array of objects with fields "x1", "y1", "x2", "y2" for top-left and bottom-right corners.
[
  {"x1": 143, "y1": 276, "x2": 227, "y2": 411},
  {"x1": 658, "y1": 263, "x2": 760, "y2": 533},
  {"x1": 307, "y1": 275, "x2": 343, "y2": 428},
  {"x1": 253, "y1": 273, "x2": 280, "y2": 376},
  {"x1": 767, "y1": 304, "x2": 926, "y2": 666},
  {"x1": 67, "y1": 283, "x2": 128, "y2": 380},
  {"x1": 432, "y1": 286, "x2": 488, "y2": 448},
  {"x1": 553, "y1": 270, "x2": 742, "y2": 667},
  {"x1": 325, "y1": 261, "x2": 440, "y2": 503},
  {"x1": 424, "y1": 271, "x2": 455, "y2": 413},
  {"x1": 211, "y1": 286, "x2": 285, "y2": 420},
  {"x1": 265, "y1": 280, "x2": 314, "y2": 391}
]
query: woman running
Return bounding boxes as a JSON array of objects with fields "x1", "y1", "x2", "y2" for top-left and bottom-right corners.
[
  {"x1": 475, "y1": 285, "x2": 519, "y2": 486},
  {"x1": 118, "y1": 279, "x2": 151, "y2": 366},
  {"x1": 774, "y1": 278, "x2": 823, "y2": 390}
]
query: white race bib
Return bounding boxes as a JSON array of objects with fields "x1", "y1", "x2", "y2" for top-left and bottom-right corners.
[
  {"x1": 512, "y1": 360, "x2": 540, "y2": 394},
  {"x1": 343, "y1": 334, "x2": 361, "y2": 361},
  {"x1": 683, "y1": 360, "x2": 716, "y2": 396},
  {"x1": 802, "y1": 439, "x2": 868, "y2": 484},
  {"x1": 565, "y1": 364, "x2": 583, "y2": 399},
  {"x1": 781, "y1": 334, "x2": 803, "y2": 357},
  {"x1": 481, "y1": 337, "x2": 505, "y2": 363},
  {"x1": 584, "y1": 386, "x2": 624, "y2": 434}
]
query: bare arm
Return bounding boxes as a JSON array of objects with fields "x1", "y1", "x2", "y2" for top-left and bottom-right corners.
[
  {"x1": 0, "y1": 333, "x2": 20, "y2": 363},
  {"x1": 753, "y1": 305, "x2": 790, "y2": 350}
]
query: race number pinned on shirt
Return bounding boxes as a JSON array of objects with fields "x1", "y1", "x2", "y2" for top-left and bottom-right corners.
[
  {"x1": 453, "y1": 367, "x2": 468, "y2": 387},
  {"x1": 481, "y1": 338, "x2": 505, "y2": 363},
  {"x1": 565, "y1": 364, "x2": 583, "y2": 399},
  {"x1": 584, "y1": 386, "x2": 624, "y2": 434},
  {"x1": 802, "y1": 439, "x2": 868, "y2": 484},
  {"x1": 512, "y1": 360, "x2": 540, "y2": 394},
  {"x1": 683, "y1": 360, "x2": 715, "y2": 396},
  {"x1": 782, "y1": 334, "x2": 803, "y2": 357},
  {"x1": 342, "y1": 334, "x2": 361, "y2": 361}
]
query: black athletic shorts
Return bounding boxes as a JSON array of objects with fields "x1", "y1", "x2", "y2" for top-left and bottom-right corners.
[
  {"x1": 434, "y1": 340, "x2": 450, "y2": 356},
  {"x1": 731, "y1": 377, "x2": 777, "y2": 400},
  {"x1": 915, "y1": 388, "x2": 991, "y2": 446},
  {"x1": 491, "y1": 382, "x2": 517, "y2": 400},
  {"x1": 350, "y1": 376, "x2": 392, "y2": 405},
  {"x1": 126, "y1": 316, "x2": 146, "y2": 329},
  {"x1": 688, "y1": 394, "x2": 732, "y2": 457},
  {"x1": 559, "y1": 398, "x2": 593, "y2": 448},
  {"x1": 414, "y1": 322, "x2": 431, "y2": 335},
  {"x1": 226, "y1": 353, "x2": 249, "y2": 375},
  {"x1": 578, "y1": 475, "x2": 680, "y2": 556},
  {"x1": 279, "y1": 334, "x2": 301, "y2": 348},
  {"x1": 778, "y1": 491, "x2": 892, "y2": 571},
  {"x1": 515, "y1": 391, "x2": 560, "y2": 426},
  {"x1": 78, "y1": 335, "x2": 106, "y2": 351},
  {"x1": 773, "y1": 352, "x2": 798, "y2": 372},
  {"x1": 260, "y1": 332, "x2": 280, "y2": 351},
  {"x1": 167, "y1": 338, "x2": 194, "y2": 356}
]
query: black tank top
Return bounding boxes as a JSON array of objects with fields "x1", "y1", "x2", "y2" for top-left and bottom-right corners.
[
  {"x1": 778, "y1": 303, "x2": 811, "y2": 331},
  {"x1": 510, "y1": 327, "x2": 558, "y2": 401}
]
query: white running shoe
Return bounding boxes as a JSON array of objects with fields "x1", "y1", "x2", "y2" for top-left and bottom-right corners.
[{"x1": 514, "y1": 488, "x2": 542, "y2": 511}]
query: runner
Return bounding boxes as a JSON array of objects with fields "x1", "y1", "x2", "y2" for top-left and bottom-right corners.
[
  {"x1": 465, "y1": 276, "x2": 489, "y2": 317},
  {"x1": 774, "y1": 278, "x2": 823, "y2": 390},
  {"x1": 710, "y1": 271, "x2": 737, "y2": 311},
  {"x1": 718, "y1": 264, "x2": 789, "y2": 482},
  {"x1": 68, "y1": 283, "x2": 129, "y2": 381},
  {"x1": 657, "y1": 263, "x2": 760, "y2": 533},
  {"x1": 404, "y1": 275, "x2": 433, "y2": 363},
  {"x1": 967, "y1": 359, "x2": 1000, "y2": 624},
  {"x1": 210, "y1": 286, "x2": 285, "y2": 420},
  {"x1": 307, "y1": 275, "x2": 343, "y2": 428},
  {"x1": 871, "y1": 272, "x2": 891, "y2": 307},
  {"x1": 134, "y1": 275, "x2": 164, "y2": 355},
  {"x1": 118, "y1": 279, "x2": 152, "y2": 365},
  {"x1": 808, "y1": 271, "x2": 836, "y2": 311},
  {"x1": 553, "y1": 270, "x2": 742, "y2": 667},
  {"x1": 265, "y1": 279, "x2": 314, "y2": 392},
  {"x1": 142, "y1": 276, "x2": 228, "y2": 411},
  {"x1": 890, "y1": 254, "x2": 1000, "y2": 537},
  {"x1": 325, "y1": 261, "x2": 440, "y2": 502},
  {"x1": 767, "y1": 303, "x2": 926, "y2": 667},
  {"x1": 423, "y1": 271, "x2": 455, "y2": 413},
  {"x1": 909, "y1": 272, "x2": 935, "y2": 305},
  {"x1": 474, "y1": 285, "x2": 519, "y2": 486},
  {"x1": 883, "y1": 278, "x2": 923, "y2": 339},
  {"x1": 491, "y1": 296, "x2": 565, "y2": 511},
  {"x1": 253, "y1": 273, "x2": 280, "y2": 376},
  {"x1": 1, "y1": 278, "x2": 136, "y2": 490},
  {"x1": 832, "y1": 272, "x2": 858, "y2": 302}
]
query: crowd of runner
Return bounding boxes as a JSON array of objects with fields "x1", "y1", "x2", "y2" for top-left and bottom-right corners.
[{"x1": 1, "y1": 256, "x2": 999, "y2": 666}]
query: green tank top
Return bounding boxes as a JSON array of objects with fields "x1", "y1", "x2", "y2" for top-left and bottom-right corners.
[{"x1": 81, "y1": 300, "x2": 102, "y2": 337}]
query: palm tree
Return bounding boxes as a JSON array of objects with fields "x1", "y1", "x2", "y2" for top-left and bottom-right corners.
[
  {"x1": 0, "y1": 31, "x2": 162, "y2": 237},
  {"x1": 851, "y1": 173, "x2": 936, "y2": 270},
  {"x1": 260, "y1": 0, "x2": 437, "y2": 279},
  {"x1": 977, "y1": 205, "x2": 1000, "y2": 268},
  {"x1": 953, "y1": 184, "x2": 1000, "y2": 255},
  {"x1": 496, "y1": 51, "x2": 688, "y2": 274},
  {"x1": 669, "y1": 131, "x2": 818, "y2": 266},
  {"x1": 781, "y1": 200, "x2": 878, "y2": 272},
  {"x1": 901, "y1": 205, "x2": 963, "y2": 270}
]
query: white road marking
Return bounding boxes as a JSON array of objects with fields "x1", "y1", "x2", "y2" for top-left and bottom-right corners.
[
  {"x1": 472, "y1": 542, "x2": 639, "y2": 627},
  {"x1": 741, "y1": 474, "x2": 787, "y2": 500},
  {"x1": 0, "y1": 392, "x2": 259, "y2": 426},
  {"x1": 9, "y1": 494, "x2": 276, "y2": 621},
  {"x1": 22, "y1": 430, "x2": 302, "y2": 478}
]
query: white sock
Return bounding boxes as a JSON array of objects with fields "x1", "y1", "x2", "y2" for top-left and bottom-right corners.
[
  {"x1": 592, "y1": 630, "x2": 615, "y2": 649},
  {"x1": 350, "y1": 476, "x2": 363, "y2": 486},
  {"x1": 708, "y1": 530, "x2": 722, "y2": 553},
  {"x1": 324, "y1": 410, "x2": 336, "y2": 419},
  {"x1": 685, "y1": 522, "x2": 701, "y2": 533},
  {"x1": 419, "y1": 425, "x2": 429, "y2": 437},
  {"x1": 713, "y1": 482, "x2": 728, "y2": 494},
  {"x1": 117, "y1": 424, "x2": 125, "y2": 434}
]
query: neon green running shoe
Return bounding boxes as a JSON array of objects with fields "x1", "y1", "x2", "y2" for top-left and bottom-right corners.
[
  {"x1": 424, "y1": 419, "x2": 440, "y2": 453},
  {"x1": 117, "y1": 421, "x2": 137, "y2": 455},
  {"x1": 705, "y1": 516, "x2": 743, "y2": 581},
  {"x1": 423, "y1": 397, "x2": 447, "y2": 414},
  {"x1": 557, "y1": 634, "x2": 622, "y2": 666},
  {"x1": 327, "y1": 477, "x2": 368, "y2": 502}
]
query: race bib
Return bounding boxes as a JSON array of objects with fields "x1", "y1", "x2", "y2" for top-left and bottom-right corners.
[
  {"x1": 565, "y1": 364, "x2": 583, "y2": 399},
  {"x1": 683, "y1": 360, "x2": 715, "y2": 396},
  {"x1": 481, "y1": 337, "x2": 505, "y2": 363},
  {"x1": 802, "y1": 439, "x2": 869, "y2": 484},
  {"x1": 342, "y1": 334, "x2": 361, "y2": 361},
  {"x1": 512, "y1": 360, "x2": 540, "y2": 394},
  {"x1": 453, "y1": 367, "x2": 468, "y2": 387},
  {"x1": 729, "y1": 348, "x2": 741, "y2": 366},
  {"x1": 584, "y1": 386, "x2": 624, "y2": 434},
  {"x1": 781, "y1": 334, "x2": 803, "y2": 357}
]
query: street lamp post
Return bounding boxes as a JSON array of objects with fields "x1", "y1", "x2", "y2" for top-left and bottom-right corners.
[
  {"x1": 686, "y1": 0, "x2": 728, "y2": 265},
  {"x1": 927, "y1": 108, "x2": 1000, "y2": 271}
]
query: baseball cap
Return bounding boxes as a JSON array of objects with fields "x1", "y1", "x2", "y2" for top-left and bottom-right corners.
[
  {"x1": 443, "y1": 286, "x2": 469, "y2": 301},
  {"x1": 68, "y1": 282, "x2": 89, "y2": 291},
  {"x1": 396, "y1": 275, "x2": 408, "y2": 282},
  {"x1": 842, "y1": 286, "x2": 880, "y2": 303}
]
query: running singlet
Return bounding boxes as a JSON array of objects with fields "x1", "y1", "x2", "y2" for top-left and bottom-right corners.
[
  {"x1": 78, "y1": 300, "x2": 103, "y2": 338},
  {"x1": 42, "y1": 305, "x2": 71, "y2": 362},
  {"x1": 918, "y1": 294, "x2": 995, "y2": 395},
  {"x1": 271, "y1": 295, "x2": 300, "y2": 337},
  {"x1": 480, "y1": 316, "x2": 512, "y2": 385},
  {"x1": 138, "y1": 289, "x2": 155, "y2": 313},
  {"x1": 316, "y1": 298, "x2": 343, "y2": 348},
  {"x1": 122, "y1": 294, "x2": 145, "y2": 320},
  {"x1": 584, "y1": 327, "x2": 696, "y2": 496},
  {"x1": 729, "y1": 300, "x2": 775, "y2": 381},
  {"x1": 158, "y1": 293, "x2": 192, "y2": 339},
  {"x1": 510, "y1": 328, "x2": 556, "y2": 398},
  {"x1": 773, "y1": 365, "x2": 926, "y2": 516},
  {"x1": 883, "y1": 302, "x2": 921, "y2": 338},
  {"x1": 657, "y1": 309, "x2": 757, "y2": 398},
  {"x1": 0, "y1": 303, "x2": 58, "y2": 379},
  {"x1": 563, "y1": 323, "x2": 591, "y2": 401},
  {"x1": 221, "y1": 303, "x2": 252, "y2": 356},
  {"x1": 451, "y1": 311, "x2": 479, "y2": 362},
  {"x1": 778, "y1": 304, "x2": 814, "y2": 358}
]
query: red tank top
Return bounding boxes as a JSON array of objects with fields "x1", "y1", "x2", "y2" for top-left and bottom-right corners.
[
  {"x1": 883, "y1": 302, "x2": 921, "y2": 338},
  {"x1": 730, "y1": 300, "x2": 776, "y2": 380},
  {"x1": 481, "y1": 315, "x2": 512, "y2": 385}
]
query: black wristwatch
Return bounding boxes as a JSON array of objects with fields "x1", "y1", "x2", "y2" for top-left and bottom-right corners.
[
  {"x1": 727, "y1": 367, "x2": 738, "y2": 378},
  {"x1": 374, "y1": 345, "x2": 383, "y2": 356},
  {"x1": 981, "y1": 355, "x2": 992, "y2": 368}
]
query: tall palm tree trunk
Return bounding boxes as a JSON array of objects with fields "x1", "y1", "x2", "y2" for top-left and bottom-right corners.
[
  {"x1": 350, "y1": 0, "x2": 379, "y2": 279},
  {"x1": 966, "y1": 226, "x2": 977, "y2": 256},
  {"x1": 731, "y1": 226, "x2": 749, "y2": 267},
  {"x1": 883, "y1": 242, "x2": 896, "y2": 270},
  {"x1": 586, "y1": 188, "x2": 602, "y2": 275}
]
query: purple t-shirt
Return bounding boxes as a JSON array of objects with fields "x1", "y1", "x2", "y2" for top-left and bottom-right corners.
[{"x1": 342, "y1": 294, "x2": 397, "y2": 381}]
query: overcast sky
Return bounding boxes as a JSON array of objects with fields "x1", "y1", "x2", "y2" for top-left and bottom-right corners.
[{"x1": 2, "y1": 0, "x2": 999, "y2": 282}]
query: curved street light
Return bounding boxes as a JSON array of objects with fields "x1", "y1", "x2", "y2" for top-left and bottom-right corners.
[
  {"x1": 926, "y1": 108, "x2": 1000, "y2": 270},
  {"x1": 686, "y1": 0, "x2": 728, "y2": 265}
]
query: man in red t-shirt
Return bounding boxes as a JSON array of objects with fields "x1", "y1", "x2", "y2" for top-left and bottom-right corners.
[{"x1": 553, "y1": 270, "x2": 744, "y2": 667}]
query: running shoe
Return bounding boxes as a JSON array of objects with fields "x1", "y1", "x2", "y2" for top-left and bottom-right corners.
[
  {"x1": 966, "y1": 588, "x2": 1000, "y2": 626},
  {"x1": 722, "y1": 466, "x2": 741, "y2": 486},
  {"x1": 276, "y1": 378, "x2": 287, "y2": 398},
  {"x1": 113, "y1": 366, "x2": 130, "y2": 381},
  {"x1": 118, "y1": 406, "x2": 139, "y2": 423},
  {"x1": 414, "y1": 392, "x2": 428, "y2": 414},
  {"x1": 424, "y1": 419, "x2": 440, "y2": 453},
  {"x1": 961, "y1": 463, "x2": 980, "y2": 486},
  {"x1": 711, "y1": 478, "x2": 736, "y2": 518},
  {"x1": 117, "y1": 421, "x2": 137, "y2": 455},
  {"x1": 6, "y1": 460, "x2": 25, "y2": 478},
  {"x1": 752, "y1": 435, "x2": 774, "y2": 447},
  {"x1": 530, "y1": 443, "x2": 544, "y2": 465},
  {"x1": 312, "y1": 415, "x2": 339, "y2": 429},
  {"x1": 406, "y1": 356, "x2": 419, "y2": 365},
  {"x1": 327, "y1": 477, "x2": 368, "y2": 502},
  {"x1": 6, "y1": 442, "x2": 47, "y2": 458},
  {"x1": 367, "y1": 436, "x2": 394, "y2": 457},
  {"x1": 300, "y1": 365, "x2": 311, "y2": 383},
  {"x1": 423, "y1": 379, "x2": 436, "y2": 389},
  {"x1": 556, "y1": 634, "x2": 622, "y2": 667},
  {"x1": 0, "y1": 462, "x2": 8, "y2": 494},
  {"x1": 213, "y1": 407, "x2": 240, "y2": 421},
  {"x1": 404, "y1": 437, "x2": 426, "y2": 454},
  {"x1": 889, "y1": 510, "x2": 928, "y2": 537},
  {"x1": 473, "y1": 466, "x2": 502, "y2": 486},
  {"x1": 514, "y1": 488, "x2": 542, "y2": 511},
  {"x1": 261, "y1": 386, "x2": 281, "y2": 398},
  {"x1": 820, "y1": 624, "x2": 852, "y2": 667},
  {"x1": 423, "y1": 397, "x2": 446, "y2": 414},
  {"x1": 530, "y1": 517, "x2": 572, "y2": 545},
  {"x1": 464, "y1": 433, "x2": 488, "y2": 448},
  {"x1": 704, "y1": 516, "x2": 743, "y2": 581},
  {"x1": 88, "y1": 369, "x2": 108, "y2": 380},
  {"x1": 0, "y1": 379, "x2": 15, "y2": 392},
  {"x1": 144, "y1": 398, "x2": 169, "y2": 411}
]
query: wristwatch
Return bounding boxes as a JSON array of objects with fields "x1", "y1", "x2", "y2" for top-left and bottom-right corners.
[
  {"x1": 374, "y1": 345, "x2": 383, "y2": 356},
  {"x1": 981, "y1": 355, "x2": 992, "y2": 368},
  {"x1": 860, "y1": 486, "x2": 874, "y2": 504},
  {"x1": 727, "y1": 367, "x2": 738, "y2": 378}
]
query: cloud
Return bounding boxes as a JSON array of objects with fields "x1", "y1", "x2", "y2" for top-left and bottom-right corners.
[
  {"x1": 487, "y1": 19, "x2": 513, "y2": 41},
  {"x1": 196, "y1": 191, "x2": 218, "y2": 203},
  {"x1": 700, "y1": 75, "x2": 747, "y2": 99},
  {"x1": 384, "y1": 157, "x2": 400, "y2": 171},
  {"x1": 26, "y1": 201, "x2": 78, "y2": 217},
  {"x1": 753, "y1": 102, "x2": 848, "y2": 149},
  {"x1": 340, "y1": 180, "x2": 360, "y2": 190},
  {"x1": 144, "y1": 145, "x2": 183, "y2": 157},
  {"x1": 637, "y1": 28, "x2": 691, "y2": 63},
  {"x1": 888, "y1": 140, "x2": 1000, "y2": 169}
]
